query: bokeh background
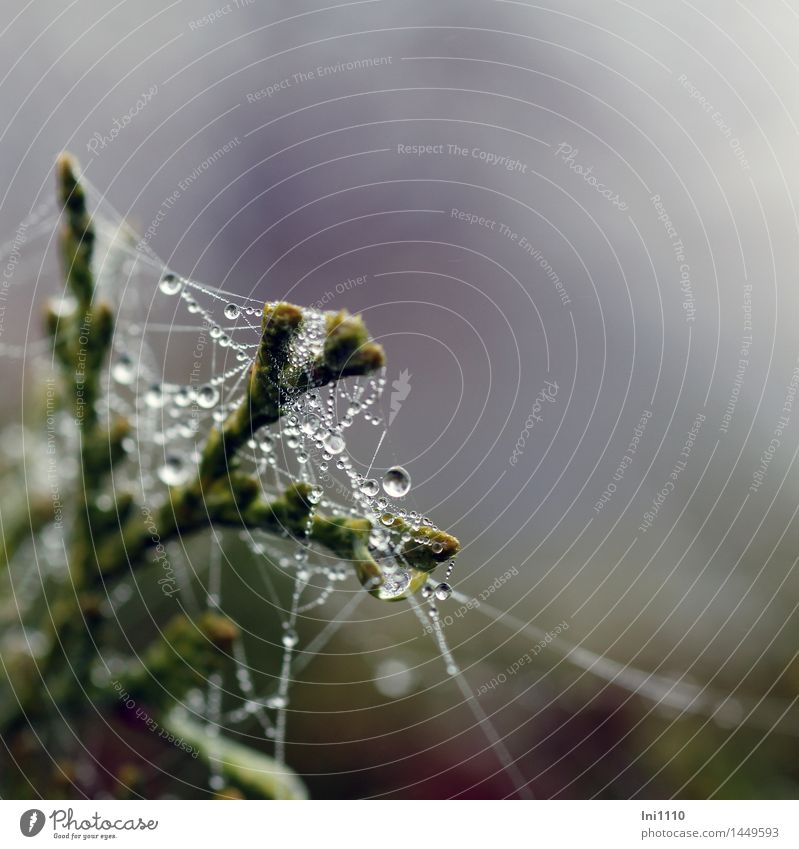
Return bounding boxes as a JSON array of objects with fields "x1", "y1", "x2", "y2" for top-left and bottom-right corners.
[{"x1": 2, "y1": 0, "x2": 799, "y2": 798}]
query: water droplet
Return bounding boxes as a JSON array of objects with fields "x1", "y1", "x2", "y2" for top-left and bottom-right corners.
[
  {"x1": 196, "y1": 384, "x2": 219, "y2": 409},
  {"x1": 380, "y1": 570, "x2": 411, "y2": 599},
  {"x1": 431, "y1": 542, "x2": 444, "y2": 554},
  {"x1": 173, "y1": 387, "x2": 192, "y2": 407},
  {"x1": 224, "y1": 303, "x2": 240, "y2": 320},
  {"x1": 380, "y1": 513, "x2": 394, "y2": 526},
  {"x1": 281, "y1": 629, "x2": 299, "y2": 648},
  {"x1": 323, "y1": 432, "x2": 345, "y2": 455},
  {"x1": 111, "y1": 354, "x2": 135, "y2": 385},
  {"x1": 159, "y1": 273, "x2": 182, "y2": 295},
  {"x1": 266, "y1": 695, "x2": 287, "y2": 709},
  {"x1": 300, "y1": 415, "x2": 320, "y2": 436},
  {"x1": 360, "y1": 479, "x2": 379, "y2": 497},
  {"x1": 382, "y1": 466, "x2": 411, "y2": 498},
  {"x1": 158, "y1": 454, "x2": 190, "y2": 486},
  {"x1": 145, "y1": 383, "x2": 164, "y2": 408},
  {"x1": 421, "y1": 584, "x2": 433, "y2": 599},
  {"x1": 434, "y1": 582, "x2": 452, "y2": 601},
  {"x1": 308, "y1": 486, "x2": 323, "y2": 504}
]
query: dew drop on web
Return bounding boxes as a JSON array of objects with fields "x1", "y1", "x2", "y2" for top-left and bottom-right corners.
[
  {"x1": 281, "y1": 629, "x2": 299, "y2": 649},
  {"x1": 322, "y1": 432, "x2": 345, "y2": 455},
  {"x1": 196, "y1": 384, "x2": 219, "y2": 409},
  {"x1": 382, "y1": 465, "x2": 411, "y2": 498},
  {"x1": 434, "y1": 582, "x2": 452, "y2": 601},
  {"x1": 380, "y1": 569, "x2": 411, "y2": 599},
  {"x1": 359, "y1": 479, "x2": 379, "y2": 497},
  {"x1": 111, "y1": 353, "x2": 135, "y2": 385},
  {"x1": 145, "y1": 383, "x2": 164, "y2": 408},
  {"x1": 159, "y1": 272, "x2": 182, "y2": 295}
]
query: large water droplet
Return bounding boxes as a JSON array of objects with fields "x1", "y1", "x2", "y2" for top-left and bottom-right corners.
[
  {"x1": 380, "y1": 570, "x2": 411, "y2": 599},
  {"x1": 434, "y1": 582, "x2": 452, "y2": 601},
  {"x1": 196, "y1": 384, "x2": 219, "y2": 409},
  {"x1": 382, "y1": 466, "x2": 411, "y2": 498},
  {"x1": 111, "y1": 354, "x2": 135, "y2": 385},
  {"x1": 360, "y1": 479, "x2": 379, "y2": 497},
  {"x1": 300, "y1": 415, "x2": 321, "y2": 436},
  {"x1": 322, "y1": 432, "x2": 345, "y2": 455},
  {"x1": 224, "y1": 303, "x2": 240, "y2": 320},
  {"x1": 159, "y1": 273, "x2": 182, "y2": 295}
]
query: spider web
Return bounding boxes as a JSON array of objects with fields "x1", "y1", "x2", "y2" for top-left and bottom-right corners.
[{"x1": 1, "y1": 177, "x2": 796, "y2": 800}]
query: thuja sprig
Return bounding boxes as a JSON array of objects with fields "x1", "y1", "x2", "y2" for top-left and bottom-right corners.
[{"x1": 0, "y1": 153, "x2": 460, "y2": 798}]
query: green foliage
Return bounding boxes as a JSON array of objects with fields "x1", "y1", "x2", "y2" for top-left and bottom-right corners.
[{"x1": 0, "y1": 154, "x2": 460, "y2": 799}]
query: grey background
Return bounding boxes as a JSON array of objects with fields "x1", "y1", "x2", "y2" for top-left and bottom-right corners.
[{"x1": 3, "y1": 0, "x2": 799, "y2": 797}]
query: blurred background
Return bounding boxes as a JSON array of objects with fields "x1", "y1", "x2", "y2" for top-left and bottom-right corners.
[{"x1": 2, "y1": 0, "x2": 799, "y2": 798}]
